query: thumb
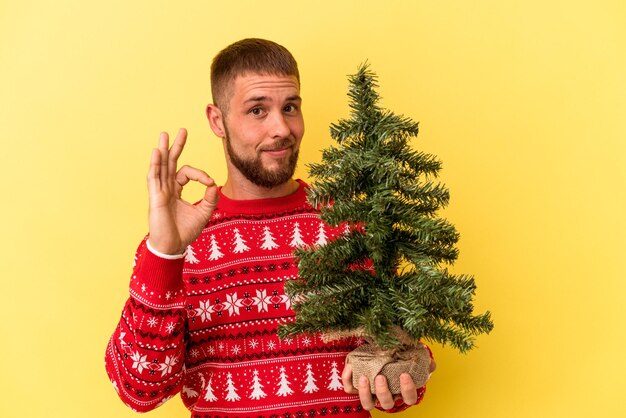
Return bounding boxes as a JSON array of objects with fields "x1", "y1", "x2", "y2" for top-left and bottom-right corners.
[{"x1": 198, "y1": 180, "x2": 219, "y2": 213}]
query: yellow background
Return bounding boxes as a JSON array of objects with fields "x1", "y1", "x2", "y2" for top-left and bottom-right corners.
[{"x1": 1, "y1": 1, "x2": 624, "y2": 417}]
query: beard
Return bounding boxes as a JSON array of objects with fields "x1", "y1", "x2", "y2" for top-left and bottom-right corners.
[{"x1": 224, "y1": 126, "x2": 299, "y2": 189}]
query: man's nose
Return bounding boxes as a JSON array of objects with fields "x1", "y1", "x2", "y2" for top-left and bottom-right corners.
[{"x1": 269, "y1": 112, "x2": 290, "y2": 138}]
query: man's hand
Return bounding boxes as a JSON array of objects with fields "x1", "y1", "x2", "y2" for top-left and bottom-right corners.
[
  {"x1": 341, "y1": 358, "x2": 436, "y2": 411},
  {"x1": 147, "y1": 128, "x2": 218, "y2": 255}
]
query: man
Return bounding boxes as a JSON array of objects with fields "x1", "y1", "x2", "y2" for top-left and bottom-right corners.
[{"x1": 105, "y1": 38, "x2": 434, "y2": 417}]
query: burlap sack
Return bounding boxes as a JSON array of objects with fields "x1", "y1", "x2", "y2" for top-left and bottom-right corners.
[{"x1": 345, "y1": 343, "x2": 431, "y2": 395}]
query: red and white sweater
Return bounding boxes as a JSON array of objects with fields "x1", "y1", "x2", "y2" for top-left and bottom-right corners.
[{"x1": 105, "y1": 180, "x2": 426, "y2": 417}]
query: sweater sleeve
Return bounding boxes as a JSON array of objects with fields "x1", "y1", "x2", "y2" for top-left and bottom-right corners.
[{"x1": 105, "y1": 238, "x2": 187, "y2": 412}]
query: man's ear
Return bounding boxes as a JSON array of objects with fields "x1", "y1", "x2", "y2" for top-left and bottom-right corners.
[{"x1": 206, "y1": 104, "x2": 225, "y2": 138}]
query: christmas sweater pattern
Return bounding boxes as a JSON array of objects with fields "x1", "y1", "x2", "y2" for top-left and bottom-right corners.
[{"x1": 105, "y1": 180, "x2": 425, "y2": 416}]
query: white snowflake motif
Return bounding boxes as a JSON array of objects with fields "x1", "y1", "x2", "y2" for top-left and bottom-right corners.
[
  {"x1": 301, "y1": 336, "x2": 312, "y2": 347},
  {"x1": 165, "y1": 291, "x2": 172, "y2": 300},
  {"x1": 253, "y1": 289, "x2": 269, "y2": 312},
  {"x1": 283, "y1": 337, "x2": 293, "y2": 346},
  {"x1": 249, "y1": 339, "x2": 259, "y2": 349},
  {"x1": 231, "y1": 345, "x2": 241, "y2": 355},
  {"x1": 159, "y1": 355, "x2": 179, "y2": 377},
  {"x1": 147, "y1": 317, "x2": 158, "y2": 328},
  {"x1": 218, "y1": 342, "x2": 225, "y2": 351},
  {"x1": 130, "y1": 351, "x2": 149, "y2": 374},
  {"x1": 190, "y1": 348, "x2": 200, "y2": 358},
  {"x1": 141, "y1": 283, "x2": 147, "y2": 293},
  {"x1": 208, "y1": 346, "x2": 216, "y2": 355},
  {"x1": 165, "y1": 322, "x2": 175, "y2": 334},
  {"x1": 195, "y1": 300, "x2": 213, "y2": 322},
  {"x1": 266, "y1": 340, "x2": 276, "y2": 351},
  {"x1": 225, "y1": 292, "x2": 242, "y2": 316}
]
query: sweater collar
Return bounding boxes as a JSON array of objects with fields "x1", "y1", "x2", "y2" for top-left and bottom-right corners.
[{"x1": 216, "y1": 179, "x2": 310, "y2": 215}]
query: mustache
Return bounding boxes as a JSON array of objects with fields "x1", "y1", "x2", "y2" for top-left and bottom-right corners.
[{"x1": 260, "y1": 138, "x2": 295, "y2": 151}]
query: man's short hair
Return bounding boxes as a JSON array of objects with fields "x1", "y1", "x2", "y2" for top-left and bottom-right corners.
[{"x1": 211, "y1": 38, "x2": 300, "y2": 113}]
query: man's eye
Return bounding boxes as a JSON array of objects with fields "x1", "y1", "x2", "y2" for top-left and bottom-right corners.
[
  {"x1": 284, "y1": 104, "x2": 297, "y2": 112},
  {"x1": 250, "y1": 108, "x2": 262, "y2": 115}
]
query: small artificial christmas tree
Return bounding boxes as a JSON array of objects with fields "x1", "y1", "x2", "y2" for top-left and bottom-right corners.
[{"x1": 279, "y1": 63, "x2": 493, "y2": 393}]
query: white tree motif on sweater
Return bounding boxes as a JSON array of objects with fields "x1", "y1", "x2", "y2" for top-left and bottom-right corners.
[
  {"x1": 200, "y1": 373, "x2": 218, "y2": 402},
  {"x1": 260, "y1": 226, "x2": 279, "y2": 250},
  {"x1": 208, "y1": 234, "x2": 224, "y2": 261},
  {"x1": 249, "y1": 369, "x2": 267, "y2": 400},
  {"x1": 315, "y1": 222, "x2": 328, "y2": 246},
  {"x1": 289, "y1": 222, "x2": 306, "y2": 248},
  {"x1": 232, "y1": 228, "x2": 250, "y2": 253},
  {"x1": 327, "y1": 362, "x2": 343, "y2": 391},
  {"x1": 302, "y1": 363, "x2": 319, "y2": 393},
  {"x1": 185, "y1": 245, "x2": 200, "y2": 264},
  {"x1": 224, "y1": 372, "x2": 241, "y2": 401},
  {"x1": 276, "y1": 366, "x2": 294, "y2": 396}
]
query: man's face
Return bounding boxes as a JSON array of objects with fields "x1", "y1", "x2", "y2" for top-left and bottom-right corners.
[{"x1": 221, "y1": 73, "x2": 304, "y2": 189}]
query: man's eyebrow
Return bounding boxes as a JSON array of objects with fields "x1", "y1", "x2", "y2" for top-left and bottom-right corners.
[
  {"x1": 244, "y1": 95, "x2": 302, "y2": 104},
  {"x1": 244, "y1": 96, "x2": 269, "y2": 104}
]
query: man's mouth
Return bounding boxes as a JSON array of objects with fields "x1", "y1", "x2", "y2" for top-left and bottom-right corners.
[
  {"x1": 261, "y1": 139, "x2": 294, "y2": 155},
  {"x1": 262, "y1": 147, "x2": 291, "y2": 157}
]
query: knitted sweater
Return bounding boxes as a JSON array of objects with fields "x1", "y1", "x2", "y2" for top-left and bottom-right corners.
[{"x1": 105, "y1": 180, "x2": 425, "y2": 417}]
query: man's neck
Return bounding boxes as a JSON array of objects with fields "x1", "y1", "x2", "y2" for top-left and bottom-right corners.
[{"x1": 221, "y1": 178, "x2": 300, "y2": 200}]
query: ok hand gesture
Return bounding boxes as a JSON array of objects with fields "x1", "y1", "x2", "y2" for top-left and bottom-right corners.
[{"x1": 147, "y1": 128, "x2": 218, "y2": 255}]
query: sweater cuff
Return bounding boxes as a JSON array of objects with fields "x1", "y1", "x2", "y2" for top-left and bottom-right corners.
[
  {"x1": 146, "y1": 239, "x2": 186, "y2": 259},
  {"x1": 133, "y1": 243, "x2": 185, "y2": 293}
]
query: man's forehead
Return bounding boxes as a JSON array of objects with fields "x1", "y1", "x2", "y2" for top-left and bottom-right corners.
[{"x1": 232, "y1": 72, "x2": 300, "y2": 96}]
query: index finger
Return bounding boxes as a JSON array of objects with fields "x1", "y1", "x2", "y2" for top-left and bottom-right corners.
[{"x1": 168, "y1": 128, "x2": 188, "y2": 176}]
